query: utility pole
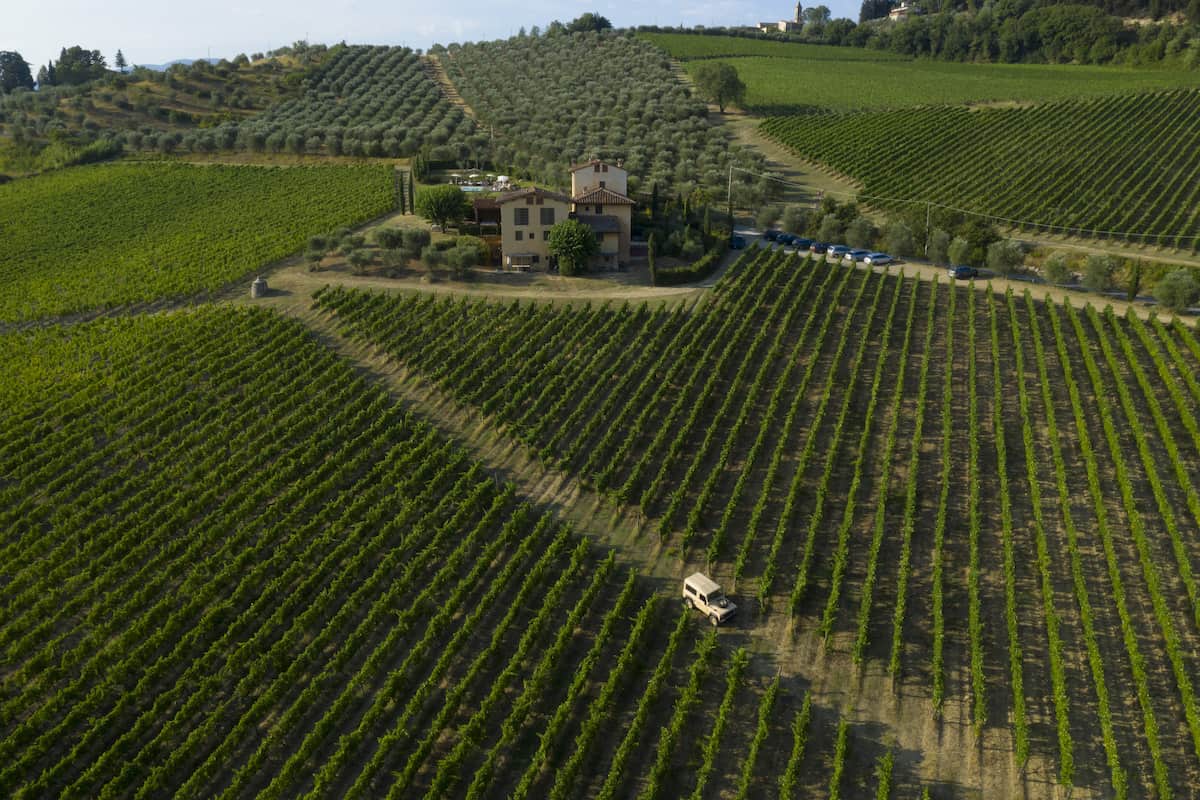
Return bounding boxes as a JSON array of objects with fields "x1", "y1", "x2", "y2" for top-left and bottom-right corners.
[
  {"x1": 727, "y1": 163, "x2": 735, "y2": 243},
  {"x1": 924, "y1": 200, "x2": 931, "y2": 258}
]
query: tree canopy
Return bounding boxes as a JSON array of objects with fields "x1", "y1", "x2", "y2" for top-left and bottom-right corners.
[
  {"x1": 414, "y1": 184, "x2": 470, "y2": 231},
  {"x1": 0, "y1": 52, "x2": 33, "y2": 92},
  {"x1": 547, "y1": 218, "x2": 599, "y2": 275},
  {"x1": 43, "y1": 46, "x2": 108, "y2": 86},
  {"x1": 690, "y1": 61, "x2": 746, "y2": 113},
  {"x1": 1154, "y1": 268, "x2": 1200, "y2": 312},
  {"x1": 566, "y1": 13, "x2": 613, "y2": 33}
]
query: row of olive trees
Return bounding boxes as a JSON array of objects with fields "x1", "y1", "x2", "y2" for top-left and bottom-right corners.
[{"x1": 442, "y1": 30, "x2": 767, "y2": 197}]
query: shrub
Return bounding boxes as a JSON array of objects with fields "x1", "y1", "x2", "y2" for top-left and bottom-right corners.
[
  {"x1": 781, "y1": 205, "x2": 809, "y2": 234},
  {"x1": 372, "y1": 227, "x2": 405, "y2": 249},
  {"x1": 928, "y1": 228, "x2": 951, "y2": 265},
  {"x1": 756, "y1": 204, "x2": 782, "y2": 229},
  {"x1": 1154, "y1": 268, "x2": 1200, "y2": 312},
  {"x1": 421, "y1": 244, "x2": 446, "y2": 268},
  {"x1": 818, "y1": 214, "x2": 843, "y2": 243},
  {"x1": 844, "y1": 215, "x2": 876, "y2": 249},
  {"x1": 1083, "y1": 254, "x2": 1116, "y2": 292},
  {"x1": 653, "y1": 240, "x2": 727, "y2": 286},
  {"x1": 882, "y1": 220, "x2": 915, "y2": 257},
  {"x1": 1043, "y1": 251, "x2": 1072, "y2": 283},
  {"x1": 402, "y1": 228, "x2": 431, "y2": 259},
  {"x1": 986, "y1": 239, "x2": 1024, "y2": 275},
  {"x1": 948, "y1": 236, "x2": 972, "y2": 266}
]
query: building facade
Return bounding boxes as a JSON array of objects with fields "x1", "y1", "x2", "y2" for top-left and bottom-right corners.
[
  {"x1": 569, "y1": 160, "x2": 635, "y2": 268},
  {"x1": 495, "y1": 187, "x2": 572, "y2": 270}
]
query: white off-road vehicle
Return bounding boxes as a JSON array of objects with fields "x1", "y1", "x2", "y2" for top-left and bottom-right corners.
[{"x1": 683, "y1": 572, "x2": 737, "y2": 626}]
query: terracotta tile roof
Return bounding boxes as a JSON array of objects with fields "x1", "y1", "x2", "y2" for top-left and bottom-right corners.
[
  {"x1": 495, "y1": 187, "x2": 572, "y2": 205},
  {"x1": 575, "y1": 214, "x2": 622, "y2": 233},
  {"x1": 569, "y1": 158, "x2": 610, "y2": 172},
  {"x1": 571, "y1": 187, "x2": 635, "y2": 206}
]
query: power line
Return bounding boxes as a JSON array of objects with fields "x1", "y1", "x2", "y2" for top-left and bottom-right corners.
[{"x1": 729, "y1": 165, "x2": 1200, "y2": 246}]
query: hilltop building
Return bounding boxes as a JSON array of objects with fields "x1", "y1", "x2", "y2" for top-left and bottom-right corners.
[
  {"x1": 759, "y1": 2, "x2": 803, "y2": 32},
  {"x1": 889, "y1": 2, "x2": 922, "y2": 20}
]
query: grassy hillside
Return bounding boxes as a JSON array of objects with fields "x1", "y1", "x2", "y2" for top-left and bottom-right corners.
[
  {"x1": 645, "y1": 32, "x2": 1200, "y2": 113},
  {"x1": 317, "y1": 249, "x2": 1200, "y2": 797},
  {"x1": 639, "y1": 33, "x2": 909, "y2": 61},
  {"x1": 0, "y1": 162, "x2": 393, "y2": 321},
  {"x1": 761, "y1": 89, "x2": 1200, "y2": 247}
]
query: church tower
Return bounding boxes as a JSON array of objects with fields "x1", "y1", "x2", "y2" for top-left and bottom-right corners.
[{"x1": 795, "y1": 1, "x2": 803, "y2": 22}]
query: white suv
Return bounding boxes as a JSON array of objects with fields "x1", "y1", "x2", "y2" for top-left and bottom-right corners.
[{"x1": 683, "y1": 573, "x2": 737, "y2": 626}]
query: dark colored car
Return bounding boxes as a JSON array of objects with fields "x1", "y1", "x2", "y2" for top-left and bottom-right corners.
[
  {"x1": 950, "y1": 265, "x2": 978, "y2": 279},
  {"x1": 764, "y1": 229, "x2": 780, "y2": 242},
  {"x1": 730, "y1": 235, "x2": 747, "y2": 250},
  {"x1": 809, "y1": 242, "x2": 828, "y2": 254},
  {"x1": 792, "y1": 237, "x2": 813, "y2": 250}
]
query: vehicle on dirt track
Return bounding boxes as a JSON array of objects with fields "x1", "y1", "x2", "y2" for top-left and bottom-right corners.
[
  {"x1": 950, "y1": 264, "x2": 979, "y2": 279},
  {"x1": 683, "y1": 573, "x2": 737, "y2": 626}
]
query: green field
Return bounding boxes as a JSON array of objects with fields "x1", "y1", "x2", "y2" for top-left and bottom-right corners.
[
  {"x1": 761, "y1": 89, "x2": 1200, "y2": 246},
  {"x1": 0, "y1": 162, "x2": 393, "y2": 322},
  {"x1": 644, "y1": 33, "x2": 1200, "y2": 112},
  {"x1": 639, "y1": 33, "x2": 908, "y2": 62}
]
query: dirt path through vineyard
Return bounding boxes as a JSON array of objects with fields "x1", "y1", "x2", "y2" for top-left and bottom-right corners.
[{"x1": 268, "y1": 294, "x2": 1070, "y2": 800}]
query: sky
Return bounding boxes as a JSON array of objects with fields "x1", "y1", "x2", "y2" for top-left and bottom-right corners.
[{"x1": 5, "y1": 0, "x2": 859, "y2": 72}]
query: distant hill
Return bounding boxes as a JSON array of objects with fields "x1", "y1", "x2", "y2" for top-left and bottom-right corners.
[{"x1": 135, "y1": 58, "x2": 222, "y2": 72}]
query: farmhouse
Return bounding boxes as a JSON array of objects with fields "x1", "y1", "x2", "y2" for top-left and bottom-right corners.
[
  {"x1": 495, "y1": 187, "x2": 572, "y2": 270},
  {"x1": 889, "y1": 2, "x2": 922, "y2": 21},
  {"x1": 569, "y1": 159, "x2": 635, "y2": 269}
]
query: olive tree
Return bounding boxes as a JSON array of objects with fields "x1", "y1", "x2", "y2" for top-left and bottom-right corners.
[
  {"x1": 927, "y1": 228, "x2": 951, "y2": 265},
  {"x1": 690, "y1": 61, "x2": 746, "y2": 113},
  {"x1": 882, "y1": 220, "x2": 915, "y2": 256},
  {"x1": 1154, "y1": 268, "x2": 1200, "y2": 312},
  {"x1": 986, "y1": 239, "x2": 1024, "y2": 275},
  {"x1": 1083, "y1": 254, "x2": 1116, "y2": 292},
  {"x1": 947, "y1": 236, "x2": 972, "y2": 267},
  {"x1": 844, "y1": 216, "x2": 876, "y2": 249},
  {"x1": 1043, "y1": 251, "x2": 1072, "y2": 283}
]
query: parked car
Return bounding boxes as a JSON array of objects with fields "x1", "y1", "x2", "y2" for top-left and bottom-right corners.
[
  {"x1": 844, "y1": 249, "x2": 871, "y2": 263},
  {"x1": 764, "y1": 229, "x2": 780, "y2": 242},
  {"x1": 809, "y1": 242, "x2": 828, "y2": 254},
  {"x1": 682, "y1": 572, "x2": 737, "y2": 626},
  {"x1": 778, "y1": 233, "x2": 797, "y2": 245},
  {"x1": 792, "y1": 237, "x2": 813, "y2": 250},
  {"x1": 827, "y1": 245, "x2": 851, "y2": 259},
  {"x1": 730, "y1": 235, "x2": 747, "y2": 250},
  {"x1": 864, "y1": 252, "x2": 893, "y2": 266},
  {"x1": 950, "y1": 264, "x2": 979, "y2": 279}
]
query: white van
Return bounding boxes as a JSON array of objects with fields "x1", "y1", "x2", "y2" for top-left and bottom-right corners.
[{"x1": 683, "y1": 573, "x2": 737, "y2": 626}]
